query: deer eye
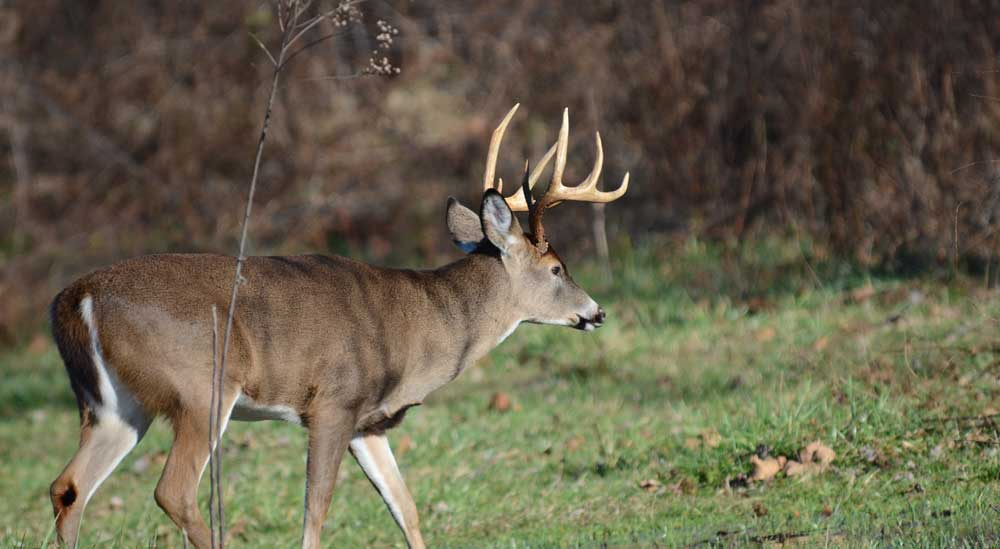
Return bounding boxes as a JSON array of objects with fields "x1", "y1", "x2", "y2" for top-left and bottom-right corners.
[{"x1": 551, "y1": 265, "x2": 561, "y2": 276}]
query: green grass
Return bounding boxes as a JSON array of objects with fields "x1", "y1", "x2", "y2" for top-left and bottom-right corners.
[{"x1": 2, "y1": 237, "x2": 999, "y2": 547}]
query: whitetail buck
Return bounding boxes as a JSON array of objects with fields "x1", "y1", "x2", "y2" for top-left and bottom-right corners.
[{"x1": 48, "y1": 104, "x2": 629, "y2": 548}]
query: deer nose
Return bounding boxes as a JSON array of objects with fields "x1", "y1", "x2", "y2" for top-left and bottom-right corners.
[{"x1": 594, "y1": 307, "x2": 606, "y2": 324}]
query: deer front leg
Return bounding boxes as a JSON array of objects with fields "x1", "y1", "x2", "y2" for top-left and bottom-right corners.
[
  {"x1": 300, "y1": 407, "x2": 355, "y2": 549},
  {"x1": 350, "y1": 433, "x2": 426, "y2": 549}
]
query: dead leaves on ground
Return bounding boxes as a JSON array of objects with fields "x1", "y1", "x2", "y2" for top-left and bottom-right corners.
[
  {"x1": 749, "y1": 454, "x2": 787, "y2": 481},
  {"x1": 640, "y1": 436, "x2": 838, "y2": 496},
  {"x1": 748, "y1": 441, "x2": 836, "y2": 482},
  {"x1": 685, "y1": 428, "x2": 723, "y2": 451},
  {"x1": 489, "y1": 391, "x2": 511, "y2": 412},
  {"x1": 638, "y1": 477, "x2": 696, "y2": 495},
  {"x1": 396, "y1": 434, "x2": 414, "y2": 456},
  {"x1": 639, "y1": 478, "x2": 662, "y2": 492},
  {"x1": 488, "y1": 391, "x2": 521, "y2": 413}
]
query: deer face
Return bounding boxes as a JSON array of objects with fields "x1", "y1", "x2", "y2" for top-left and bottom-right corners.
[
  {"x1": 511, "y1": 241, "x2": 605, "y2": 331},
  {"x1": 447, "y1": 191, "x2": 605, "y2": 330}
]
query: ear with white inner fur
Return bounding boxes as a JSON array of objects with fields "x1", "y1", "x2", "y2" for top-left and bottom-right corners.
[
  {"x1": 446, "y1": 197, "x2": 485, "y2": 253},
  {"x1": 481, "y1": 189, "x2": 523, "y2": 255}
]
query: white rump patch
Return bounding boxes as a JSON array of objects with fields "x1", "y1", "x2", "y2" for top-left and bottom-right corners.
[
  {"x1": 79, "y1": 295, "x2": 150, "y2": 502},
  {"x1": 79, "y1": 295, "x2": 148, "y2": 429},
  {"x1": 231, "y1": 393, "x2": 302, "y2": 425}
]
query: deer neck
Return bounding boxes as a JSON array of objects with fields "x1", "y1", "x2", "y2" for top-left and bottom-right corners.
[
  {"x1": 384, "y1": 253, "x2": 519, "y2": 410},
  {"x1": 433, "y1": 252, "x2": 521, "y2": 367}
]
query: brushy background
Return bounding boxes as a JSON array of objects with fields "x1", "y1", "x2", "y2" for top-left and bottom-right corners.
[
  {"x1": 4, "y1": 1, "x2": 1000, "y2": 342},
  {"x1": 3, "y1": 2, "x2": 1000, "y2": 547}
]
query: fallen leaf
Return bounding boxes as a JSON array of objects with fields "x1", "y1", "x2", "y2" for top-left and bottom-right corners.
[
  {"x1": 396, "y1": 435, "x2": 413, "y2": 456},
  {"x1": 750, "y1": 454, "x2": 786, "y2": 481},
  {"x1": 566, "y1": 436, "x2": 584, "y2": 452},
  {"x1": 746, "y1": 297, "x2": 774, "y2": 314},
  {"x1": 966, "y1": 432, "x2": 991, "y2": 444},
  {"x1": 754, "y1": 326, "x2": 776, "y2": 343},
  {"x1": 849, "y1": 283, "x2": 876, "y2": 304},
  {"x1": 700, "y1": 429, "x2": 722, "y2": 449},
  {"x1": 783, "y1": 460, "x2": 815, "y2": 477},
  {"x1": 489, "y1": 392, "x2": 511, "y2": 412},
  {"x1": 812, "y1": 336, "x2": 829, "y2": 351},
  {"x1": 822, "y1": 505, "x2": 833, "y2": 517},
  {"x1": 639, "y1": 479, "x2": 662, "y2": 493},
  {"x1": 784, "y1": 441, "x2": 836, "y2": 477},
  {"x1": 752, "y1": 501, "x2": 768, "y2": 517},
  {"x1": 109, "y1": 496, "x2": 124, "y2": 510},
  {"x1": 684, "y1": 437, "x2": 701, "y2": 450},
  {"x1": 669, "y1": 477, "x2": 697, "y2": 495},
  {"x1": 799, "y1": 441, "x2": 835, "y2": 465},
  {"x1": 227, "y1": 518, "x2": 250, "y2": 542}
]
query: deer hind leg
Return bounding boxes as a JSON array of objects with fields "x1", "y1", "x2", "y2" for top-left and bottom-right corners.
[
  {"x1": 50, "y1": 293, "x2": 152, "y2": 547},
  {"x1": 50, "y1": 407, "x2": 151, "y2": 548},
  {"x1": 350, "y1": 433, "x2": 425, "y2": 549},
  {"x1": 155, "y1": 395, "x2": 237, "y2": 549}
]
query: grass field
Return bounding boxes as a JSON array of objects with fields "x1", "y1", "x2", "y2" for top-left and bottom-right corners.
[{"x1": 2, "y1": 238, "x2": 999, "y2": 547}]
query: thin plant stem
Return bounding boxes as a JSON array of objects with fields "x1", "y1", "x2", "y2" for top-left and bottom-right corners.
[{"x1": 209, "y1": 4, "x2": 299, "y2": 548}]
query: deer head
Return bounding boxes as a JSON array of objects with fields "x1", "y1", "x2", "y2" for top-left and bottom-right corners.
[{"x1": 447, "y1": 104, "x2": 630, "y2": 331}]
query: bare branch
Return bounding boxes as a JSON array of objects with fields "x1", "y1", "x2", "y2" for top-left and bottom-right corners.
[
  {"x1": 280, "y1": 31, "x2": 343, "y2": 71},
  {"x1": 207, "y1": 2, "x2": 388, "y2": 545},
  {"x1": 249, "y1": 32, "x2": 278, "y2": 67},
  {"x1": 208, "y1": 3, "x2": 304, "y2": 547},
  {"x1": 286, "y1": 14, "x2": 329, "y2": 51}
]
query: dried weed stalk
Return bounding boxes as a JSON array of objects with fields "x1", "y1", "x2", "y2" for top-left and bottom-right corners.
[{"x1": 206, "y1": 2, "x2": 396, "y2": 547}]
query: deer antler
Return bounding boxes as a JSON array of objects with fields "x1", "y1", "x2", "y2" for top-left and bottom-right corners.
[
  {"x1": 529, "y1": 109, "x2": 630, "y2": 252},
  {"x1": 482, "y1": 104, "x2": 558, "y2": 212},
  {"x1": 481, "y1": 105, "x2": 629, "y2": 251}
]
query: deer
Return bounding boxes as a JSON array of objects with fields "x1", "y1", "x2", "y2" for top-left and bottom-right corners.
[{"x1": 47, "y1": 104, "x2": 629, "y2": 548}]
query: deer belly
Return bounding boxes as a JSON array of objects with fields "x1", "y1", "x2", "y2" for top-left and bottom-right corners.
[{"x1": 231, "y1": 393, "x2": 302, "y2": 425}]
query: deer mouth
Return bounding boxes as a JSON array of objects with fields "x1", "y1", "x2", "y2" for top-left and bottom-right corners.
[{"x1": 572, "y1": 315, "x2": 601, "y2": 331}]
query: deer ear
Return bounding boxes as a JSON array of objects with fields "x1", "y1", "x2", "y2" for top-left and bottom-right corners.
[
  {"x1": 481, "y1": 189, "x2": 523, "y2": 255},
  {"x1": 446, "y1": 197, "x2": 485, "y2": 253}
]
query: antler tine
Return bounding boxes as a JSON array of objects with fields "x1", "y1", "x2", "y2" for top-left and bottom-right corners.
[
  {"x1": 551, "y1": 108, "x2": 570, "y2": 195},
  {"x1": 481, "y1": 104, "x2": 559, "y2": 212},
  {"x1": 580, "y1": 131, "x2": 605, "y2": 194},
  {"x1": 483, "y1": 103, "x2": 520, "y2": 194},
  {"x1": 501, "y1": 141, "x2": 558, "y2": 212},
  {"x1": 529, "y1": 108, "x2": 630, "y2": 250}
]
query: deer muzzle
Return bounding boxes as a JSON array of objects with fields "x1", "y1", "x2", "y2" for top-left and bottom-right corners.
[{"x1": 573, "y1": 306, "x2": 606, "y2": 332}]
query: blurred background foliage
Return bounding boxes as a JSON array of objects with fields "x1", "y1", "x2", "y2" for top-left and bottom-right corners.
[{"x1": 3, "y1": 0, "x2": 1000, "y2": 343}]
